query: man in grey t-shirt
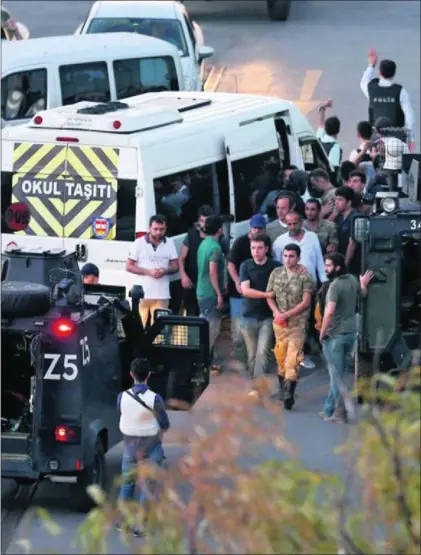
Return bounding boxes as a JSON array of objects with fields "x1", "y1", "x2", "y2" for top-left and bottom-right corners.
[{"x1": 319, "y1": 253, "x2": 373, "y2": 423}]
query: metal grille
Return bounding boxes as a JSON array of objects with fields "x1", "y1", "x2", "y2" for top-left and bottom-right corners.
[{"x1": 152, "y1": 323, "x2": 201, "y2": 348}]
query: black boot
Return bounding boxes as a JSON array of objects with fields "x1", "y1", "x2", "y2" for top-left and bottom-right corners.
[
  {"x1": 284, "y1": 380, "x2": 297, "y2": 410},
  {"x1": 270, "y1": 375, "x2": 285, "y2": 400},
  {"x1": 278, "y1": 375, "x2": 285, "y2": 401}
]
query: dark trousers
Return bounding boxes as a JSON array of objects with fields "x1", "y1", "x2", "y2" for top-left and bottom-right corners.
[
  {"x1": 183, "y1": 287, "x2": 199, "y2": 316},
  {"x1": 304, "y1": 290, "x2": 319, "y2": 355}
]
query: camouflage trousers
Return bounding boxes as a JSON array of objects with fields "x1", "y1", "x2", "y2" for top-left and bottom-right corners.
[{"x1": 273, "y1": 323, "x2": 305, "y2": 381}]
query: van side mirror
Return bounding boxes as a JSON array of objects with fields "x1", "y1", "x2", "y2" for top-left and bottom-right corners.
[{"x1": 198, "y1": 45, "x2": 214, "y2": 62}]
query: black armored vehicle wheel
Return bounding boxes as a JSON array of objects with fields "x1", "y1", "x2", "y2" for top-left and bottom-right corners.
[
  {"x1": 1, "y1": 282, "x2": 50, "y2": 317},
  {"x1": 74, "y1": 438, "x2": 107, "y2": 512},
  {"x1": 267, "y1": 0, "x2": 291, "y2": 21}
]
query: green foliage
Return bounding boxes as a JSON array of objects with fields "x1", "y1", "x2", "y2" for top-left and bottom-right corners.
[{"x1": 21, "y1": 369, "x2": 421, "y2": 554}]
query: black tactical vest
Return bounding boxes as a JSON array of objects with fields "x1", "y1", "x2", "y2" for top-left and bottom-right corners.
[
  {"x1": 322, "y1": 141, "x2": 343, "y2": 166},
  {"x1": 367, "y1": 79, "x2": 405, "y2": 127}
]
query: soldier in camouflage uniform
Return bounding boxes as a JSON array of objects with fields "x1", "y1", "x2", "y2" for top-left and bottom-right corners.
[
  {"x1": 266, "y1": 244, "x2": 315, "y2": 409},
  {"x1": 303, "y1": 198, "x2": 339, "y2": 255}
]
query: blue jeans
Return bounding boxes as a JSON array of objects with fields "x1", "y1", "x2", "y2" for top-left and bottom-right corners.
[
  {"x1": 119, "y1": 442, "x2": 164, "y2": 505},
  {"x1": 241, "y1": 318, "x2": 274, "y2": 380},
  {"x1": 322, "y1": 332, "x2": 357, "y2": 417},
  {"x1": 198, "y1": 297, "x2": 222, "y2": 361},
  {"x1": 230, "y1": 297, "x2": 246, "y2": 361}
]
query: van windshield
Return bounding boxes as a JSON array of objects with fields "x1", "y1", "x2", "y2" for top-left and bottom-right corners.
[
  {"x1": 87, "y1": 17, "x2": 188, "y2": 57},
  {"x1": 114, "y1": 56, "x2": 180, "y2": 98}
]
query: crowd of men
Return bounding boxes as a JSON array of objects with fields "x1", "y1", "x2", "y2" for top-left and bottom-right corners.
[
  {"x1": 108, "y1": 47, "x2": 417, "y2": 536},
  {"x1": 116, "y1": 47, "x2": 415, "y2": 422}
]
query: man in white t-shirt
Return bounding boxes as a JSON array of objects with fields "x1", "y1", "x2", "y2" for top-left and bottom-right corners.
[{"x1": 126, "y1": 214, "x2": 179, "y2": 327}]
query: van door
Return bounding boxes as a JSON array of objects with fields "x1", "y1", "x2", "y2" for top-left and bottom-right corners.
[
  {"x1": 224, "y1": 118, "x2": 281, "y2": 239},
  {"x1": 3, "y1": 142, "x2": 68, "y2": 250},
  {"x1": 62, "y1": 145, "x2": 139, "y2": 288}
]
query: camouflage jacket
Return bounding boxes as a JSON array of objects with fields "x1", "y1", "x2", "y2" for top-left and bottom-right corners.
[
  {"x1": 303, "y1": 218, "x2": 338, "y2": 254},
  {"x1": 267, "y1": 266, "x2": 315, "y2": 327}
]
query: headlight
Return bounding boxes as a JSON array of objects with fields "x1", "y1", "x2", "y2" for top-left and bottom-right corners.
[
  {"x1": 381, "y1": 197, "x2": 397, "y2": 213},
  {"x1": 353, "y1": 217, "x2": 370, "y2": 243}
]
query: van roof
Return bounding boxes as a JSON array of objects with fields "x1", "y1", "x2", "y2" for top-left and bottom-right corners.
[
  {"x1": 2, "y1": 91, "x2": 313, "y2": 147},
  {"x1": 1, "y1": 32, "x2": 179, "y2": 73},
  {"x1": 90, "y1": 0, "x2": 181, "y2": 20}
]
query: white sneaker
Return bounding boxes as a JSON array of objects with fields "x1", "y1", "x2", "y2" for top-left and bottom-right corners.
[
  {"x1": 300, "y1": 356, "x2": 315, "y2": 369},
  {"x1": 248, "y1": 389, "x2": 259, "y2": 399}
]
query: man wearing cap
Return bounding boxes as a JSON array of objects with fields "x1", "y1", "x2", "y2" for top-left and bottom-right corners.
[
  {"x1": 227, "y1": 214, "x2": 267, "y2": 368},
  {"x1": 81, "y1": 263, "x2": 100, "y2": 285},
  {"x1": 360, "y1": 48, "x2": 415, "y2": 152}
]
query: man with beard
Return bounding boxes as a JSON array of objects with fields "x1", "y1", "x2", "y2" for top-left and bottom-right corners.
[
  {"x1": 303, "y1": 198, "x2": 338, "y2": 255},
  {"x1": 126, "y1": 215, "x2": 178, "y2": 328},
  {"x1": 308, "y1": 168, "x2": 337, "y2": 219},
  {"x1": 319, "y1": 253, "x2": 373, "y2": 423},
  {"x1": 178, "y1": 205, "x2": 229, "y2": 316}
]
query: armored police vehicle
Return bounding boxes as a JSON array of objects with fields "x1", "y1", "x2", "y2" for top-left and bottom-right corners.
[
  {"x1": 352, "y1": 155, "x2": 420, "y2": 388},
  {"x1": 1, "y1": 247, "x2": 210, "y2": 508}
]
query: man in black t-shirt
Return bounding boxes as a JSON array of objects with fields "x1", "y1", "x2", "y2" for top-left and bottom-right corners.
[
  {"x1": 227, "y1": 214, "x2": 267, "y2": 363},
  {"x1": 178, "y1": 205, "x2": 229, "y2": 316},
  {"x1": 239, "y1": 234, "x2": 281, "y2": 397}
]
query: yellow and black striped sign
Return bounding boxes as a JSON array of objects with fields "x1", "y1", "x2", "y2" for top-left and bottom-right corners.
[{"x1": 11, "y1": 143, "x2": 120, "y2": 239}]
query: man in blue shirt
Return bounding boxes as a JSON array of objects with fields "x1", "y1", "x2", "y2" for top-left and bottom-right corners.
[{"x1": 117, "y1": 358, "x2": 170, "y2": 536}]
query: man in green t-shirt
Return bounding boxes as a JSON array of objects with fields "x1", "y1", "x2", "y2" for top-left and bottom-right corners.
[{"x1": 197, "y1": 215, "x2": 225, "y2": 371}]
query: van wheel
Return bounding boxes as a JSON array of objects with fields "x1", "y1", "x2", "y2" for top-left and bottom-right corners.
[
  {"x1": 74, "y1": 438, "x2": 107, "y2": 512},
  {"x1": 267, "y1": 0, "x2": 291, "y2": 21}
]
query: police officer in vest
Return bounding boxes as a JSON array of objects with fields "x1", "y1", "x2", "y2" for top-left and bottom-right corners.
[
  {"x1": 360, "y1": 48, "x2": 415, "y2": 153},
  {"x1": 117, "y1": 357, "x2": 170, "y2": 536}
]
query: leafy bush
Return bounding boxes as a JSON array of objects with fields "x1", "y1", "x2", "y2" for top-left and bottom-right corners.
[{"x1": 35, "y1": 368, "x2": 421, "y2": 555}]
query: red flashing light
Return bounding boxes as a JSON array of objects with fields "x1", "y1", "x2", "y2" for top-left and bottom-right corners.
[
  {"x1": 75, "y1": 460, "x2": 82, "y2": 470},
  {"x1": 51, "y1": 318, "x2": 75, "y2": 338},
  {"x1": 54, "y1": 425, "x2": 76, "y2": 443},
  {"x1": 34, "y1": 115, "x2": 43, "y2": 125},
  {"x1": 56, "y1": 137, "x2": 79, "y2": 143},
  {"x1": 113, "y1": 120, "x2": 121, "y2": 129},
  {"x1": 136, "y1": 231, "x2": 147, "y2": 239}
]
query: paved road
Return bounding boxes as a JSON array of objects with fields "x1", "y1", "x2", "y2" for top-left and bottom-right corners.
[
  {"x1": 3, "y1": 366, "x2": 353, "y2": 554},
  {"x1": 4, "y1": 0, "x2": 420, "y2": 153},
  {"x1": 1, "y1": 1, "x2": 419, "y2": 551}
]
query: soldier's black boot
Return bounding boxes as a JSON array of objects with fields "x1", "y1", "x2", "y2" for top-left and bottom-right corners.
[
  {"x1": 284, "y1": 380, "x2": 297, "y2": 410},
  {"x1": 278, "y1": 375, "x2": 285, "y2": 401}
]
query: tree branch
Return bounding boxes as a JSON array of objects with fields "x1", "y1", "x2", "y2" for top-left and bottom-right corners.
[{"x1": 367, "y1": 411, "x2": 420, "y2": 548}]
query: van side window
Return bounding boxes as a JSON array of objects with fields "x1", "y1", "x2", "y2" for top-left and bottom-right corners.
[
  {"x1": 115, "y1": 179, "x2": 137, "y2": 241},
  {"x1": 59, "y1": 62, "x2": 111, "y2": 105},
  {"x1": 229, "y1": 149, "x2": 280, "y2": 222},
  {"x1": 1, "y1": 69, "x2": 47, "y2": 121},
  {"x1": 300, "y1": 139, "x2": 330, "y2": 172},
  {"x1": 153, "y1": 163, "x2": 222, "y2": 237},
  {"x1": 114, "y1": 57, "x2": 179, "y2": 98}
]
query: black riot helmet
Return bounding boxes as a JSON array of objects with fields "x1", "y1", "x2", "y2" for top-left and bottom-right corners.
[{"x1": 284, "y1": 169, "x2": 308, "y2": 197}]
